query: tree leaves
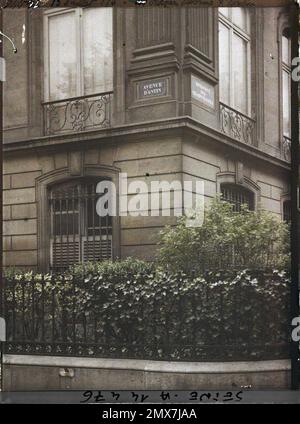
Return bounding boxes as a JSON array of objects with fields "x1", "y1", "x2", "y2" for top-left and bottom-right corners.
[{"x1": 157, "y1": 196, "x2": 290, "y2": 273}]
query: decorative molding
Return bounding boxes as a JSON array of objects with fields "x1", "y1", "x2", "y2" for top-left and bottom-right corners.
[
  {"x1": 135, "y1": 8, "x2": 175, "y2": 49},
  {"x1": 132, "y1": 42, "x2": 175, "y2": 61},
  {"x1": 68, "y1": 151, "x2": 83, "y2": 176},
  {"x1": 184, "y1": 44, "x2": 213, "y2": 67},
  {"x1": 277, "y1": 10, "x2": 291, "y2": 43},
  {"x1": 128, "y1": 58, "x2": 180, "y2": 77},
  {"x1": 37, "y1": 154, "x2": 55, "y2": 174},
  {"x1": 129, "y1": 43, "x2": 179, "y2": 76},
  {"x1": 186, "y1": 7, "x2": 212, "y2": 60},
  {"x1": 3, "y1": 117, "x2": 291, "y2": 171},
  {"x1": 130, "y1": 10, "x2": 179, "y2": 79},
  {"x1": 236, "y1": 162, "x2": 244, "y2": 185},
  {"x1": 216, "y1": 171, "x2": 261, "y2": 209}
]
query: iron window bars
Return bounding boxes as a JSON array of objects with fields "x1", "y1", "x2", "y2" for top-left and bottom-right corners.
[
  {"x1": 48, "y1": 179, "x2": 112, "y2": 271},
  {"x1": 221, "y1": 183, "x2": 255, "y2": 212}
]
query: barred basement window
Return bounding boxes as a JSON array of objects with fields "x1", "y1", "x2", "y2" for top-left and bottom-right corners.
[
  {"x1": 48, "y1": 179, "x2": 112, "y2": 271},
  {"x1": 221, "y1": 184, "x2": 254, "y2": 212},
  {"x1": 283, "y1": 199, "x2": 291, "y2": 223}
]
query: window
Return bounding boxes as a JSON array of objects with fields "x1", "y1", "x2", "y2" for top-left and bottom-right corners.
[
  {"x1": 281, "y1": 29, "x2": 291, "y2": 138},
  {"x1": 221, "y1": 183, "x2": 254, "y2": 212},
  {"x1": 283, "y1": 199, "x2": 291, "y2": 223},
  {"x1": 44, "y1": 8, "x2": 113, "y2": 101},
  {"x1": 49, "y1": 179, "x2": 112, "y2": 271},
  {"x1": 218, "y1": 8, "x2": 251, "y2": 115}
]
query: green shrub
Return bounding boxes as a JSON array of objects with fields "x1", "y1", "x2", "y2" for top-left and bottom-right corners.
[
  {"x1": 157, "y1": 196, "x2": 290, "y2": 273},
  {"x1": 68, "y1": 257, "x2": 154, "y2": 278}
]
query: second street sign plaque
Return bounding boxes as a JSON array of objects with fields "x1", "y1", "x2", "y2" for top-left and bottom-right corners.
[{"x1": 191, "y1": 75, "x2": 215, "y2": 109}]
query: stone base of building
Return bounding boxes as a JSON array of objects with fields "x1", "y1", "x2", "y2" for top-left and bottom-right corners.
[{"x1": 2, "y1": 355, "x2": 291, "y2": 391}]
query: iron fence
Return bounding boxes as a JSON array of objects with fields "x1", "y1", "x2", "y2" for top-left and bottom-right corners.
[
  {"x1": 43, "y1": 92, "x2": 113, "y2": 136},
  {"x1": 2, "y1": 271, "x2": 290, "y2": 362}
]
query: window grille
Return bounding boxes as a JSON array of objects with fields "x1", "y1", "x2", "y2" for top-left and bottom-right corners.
[
  {"x1": 221, "y1": 184, "x2": 254, "y2": 212},
  {"x1": 283, "y1": 199, "x2": 291, "y2": 223},
  {"x1": 48, "y1": 179, "x2": 112, "y2": 271}
]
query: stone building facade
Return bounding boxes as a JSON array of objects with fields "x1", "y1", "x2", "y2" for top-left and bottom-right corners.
[{"x1": 2, "y1": 6, "x2": 293, "y2": 271}]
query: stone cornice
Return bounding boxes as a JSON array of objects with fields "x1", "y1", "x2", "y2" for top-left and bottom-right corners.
[{"x1": 3, "y1": 116, "x2": 291, "y2": 171}]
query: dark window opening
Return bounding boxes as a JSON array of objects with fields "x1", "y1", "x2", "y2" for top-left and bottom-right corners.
[
  {"x1": 221, "y1": 183, "x2": 255, "y2": 212},
  {"x1": 283, "y1": 199, "x2": 291, "y2": 223},
  {"x1": 48, "y1": 179, "x2": 112, "y2": 271}
]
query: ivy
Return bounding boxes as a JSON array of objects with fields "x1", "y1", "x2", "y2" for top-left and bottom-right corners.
[{"x1": 4, "y1": 262, "x2": 290, "y2": 361}]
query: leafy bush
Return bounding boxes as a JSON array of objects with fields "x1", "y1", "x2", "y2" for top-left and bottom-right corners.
[
  {"x1": 68, "y1": 257, "x2": 154, "y2": 278},
  {"x1": 4, "y1": 266, "x2": 290, "y2": 361},
  {"x1": 157, "y1": 196, "x2": 290, "y2": 273}
]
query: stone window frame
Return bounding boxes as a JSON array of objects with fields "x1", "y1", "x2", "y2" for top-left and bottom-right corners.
[
  {"x1": 216, "y1": 171, "x2": 261, "y2": 211},
  {"x1": 36, "y1": 165, "x2": 120, "y2": 273}
]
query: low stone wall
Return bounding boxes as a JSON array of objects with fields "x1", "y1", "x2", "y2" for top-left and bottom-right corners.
[{"x1": 2, "y1": 355, "x2": 291, "y2": 390}]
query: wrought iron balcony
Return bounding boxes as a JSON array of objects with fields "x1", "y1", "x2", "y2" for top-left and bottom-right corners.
[
  {"x1": 219, "y1": 102, "x2": 255, "y2": 146},
  {"x1": 43, "y1": 92, "x2": 113, "y2": 136},
  {"x1": 282, "y1": 135, "x2": 291, "y2": 162}
]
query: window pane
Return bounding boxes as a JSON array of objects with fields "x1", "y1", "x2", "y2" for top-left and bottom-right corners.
[
  {"x1": 232, "y1": 33, "x2": 247, "y2": 114},
  {"x1": 219, "y1": 22, "x2": 230, "y2": 105},
  {"x1": 232, "y1": 8, "x2": 248, "y2": 32},
  {"x1": 282, "y1": 70, "x2": 291, "y2": 137},
  {"x1": 48, "y1": 12, "x2": 77, "y2": 100},
  {"x1": 219, "y1": 7, "x2": 229, "y2": 18},
  {"x1": 282, "y1": 35, "x2": 290, "y2": 66},
  {"x1": 82, "y1": 8, "x2": 113, "y2": 95}
]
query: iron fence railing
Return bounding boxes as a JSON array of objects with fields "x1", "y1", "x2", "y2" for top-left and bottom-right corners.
[
  {"x1": 2, "y1": 272, "x2": 290, "y2": 362},
  {"x1": 219, "y1": 102, "x2": 256, "y2": 145},
  {"x1": 43, "y1": 91, "x2": 113, "y2": 136}
]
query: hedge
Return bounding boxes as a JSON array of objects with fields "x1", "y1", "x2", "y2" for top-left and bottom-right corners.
[{"x1": 3, "y1": 260, "x2": 290, "y2": 361}]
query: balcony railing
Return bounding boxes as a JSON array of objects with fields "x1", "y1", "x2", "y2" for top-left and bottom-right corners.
[
  {"x1": 43, "y1": 92, "x2": 113, "y2": 136},
  {"x1": 282, "y1": 135, "x2": 291, "y2": 162},
  {"x1": 219, "y1": 102, "x2": 256, "y2": 146}
]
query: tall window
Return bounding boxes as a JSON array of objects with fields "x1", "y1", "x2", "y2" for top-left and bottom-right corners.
[
  {"x1": 44, "y1": 8, "x2": 113, "y2": 101},
  {"x1": 221, "y1": 183, "x2": 254, "y2": 212},
  {"x1": 49, "y1": 179, "x2": 113, "y2": 271},
  {"x1": 218, "y1": 8, "x2": 251, "y2": 115},
  {"x1": 281, "y1": 30, "x2": 291, "y2": 138}
]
